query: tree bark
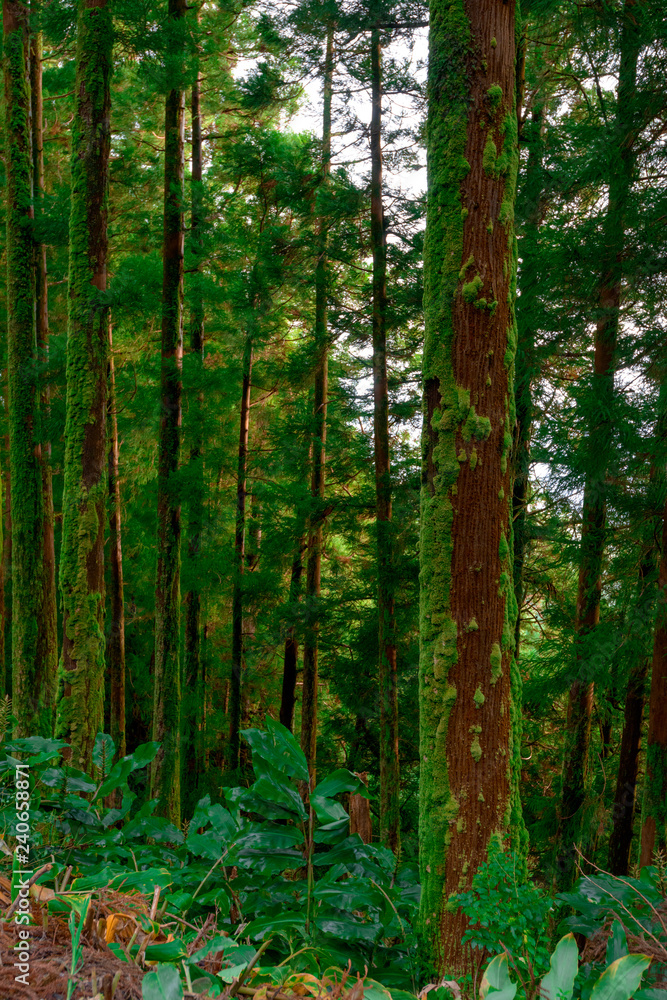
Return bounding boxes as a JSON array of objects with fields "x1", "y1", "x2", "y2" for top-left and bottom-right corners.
[
  {"x1": 3, "y1": 0, "x2": 50, "y2": 738},
  {"x1": 419, "y1": 0, "x2": 521, "y2": 976},
  {"x1": 31, "y1": 27, "x2": 57, "y2": 725},
  {"x1": 280, "y1": 532, "x2": 305, "y2": 732},
  {"x1": 184, "y1": 58, "x2": 205, "y2": 791},
  {"x1": 56, "y1": 0, "x2": 113, "y2": 771},
  {"x1": 151, "y1": 0, "x2": 186, "y2": 823},
  {"x1": 557, "y1": 0, "x2": 639, "y2": 889},
  {"x1": 640, "y1": 482, "x2": 667, "y2": 866},
  {"x1": 107, "y1": 327, "x2": 126, "y2": 760},
  {"x1": 228, "y1": 334, "x2": 253, "y2": 776},
  {"x1": 512, "y1": 99, "x2": 545, "y2": 658},
  {"x1": 370, "y1": 28, "x2": 400, "y2": 855},
  {"x1": 300, "y1": 26, "x2": 334, "y2": 779}
]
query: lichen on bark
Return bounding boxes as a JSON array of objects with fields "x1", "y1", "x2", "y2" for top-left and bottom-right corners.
[
  {"x1": 55, "y1": 0, "x2": 113, "y2": 773},
  {"x1": 420, "y1": 0, "x2": 525, "y2": 976}
]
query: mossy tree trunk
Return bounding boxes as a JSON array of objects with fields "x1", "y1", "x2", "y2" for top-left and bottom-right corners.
[
  {"x1": 3, "y1": 0, "x2": 51, "y2": 738},
  {"x1": 228, "y1": 333, "x2": 253, "y2": 775},
  {"x1": 31, "y1": 25, "x2": 58, "y2": 716},
  {"x1": 151, "y1": 0, "x2": 187, "y2": 822},
  {"x1": 301, "y1": 26, "x2": 334, "y2": 779},
  {"x1": 56, "y1": 0, "x2": 113, "y2": 771},
  {"x1": 419, "y1": 0, "x2": 522, "y2": 976},
  {"x1": 370, "y1": 27, "x2": 400, "y2": 854},
  {"x1": 557, "y1": 1, "x2": 639, "y2": 889},
  {"x1": 184, "y1": 59, "x2": 205, "y2": 791},
  {"x1": 107, "y1": 326, "x2": 126, "y2": 760}
]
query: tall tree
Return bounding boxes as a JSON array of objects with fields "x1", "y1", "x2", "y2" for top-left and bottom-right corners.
[
  {"x1": 56, "y1": 0, "x2": 113, "y2": 770},
  {"x1": 3, "y1": 0, "x2": 51, "y2": 737},
  {"x1": 419, "y1": 0, "x2": 522, "y2": 975},
  {"x1": 228, "y1": 332, "x2": 253, "y2": 776},
  {"x1": 556, "y1": 0, "x2": 640, "y2": 888},
  {"x1": 107, "y1": 328, "x2": 126, "y2": 760},
  {"x1": 31, "y1": 23, "x2": 58, "y2": 717},
  {"x1": 369, "y1": 24, "x2": 400, "y2": 853},
  {"x1": 301, "y1": 24, "x2": 334, "y2": 778},
  {"x1": 183, "y1": 44, "x2": 205, "y2": 793},
  {"x1": 151, "y1": 0, "x2": 187, "y2": 821}
]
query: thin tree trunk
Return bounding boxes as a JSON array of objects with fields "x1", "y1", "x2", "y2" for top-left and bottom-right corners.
[
  {"x1": 57, "y1": 0, "x2": 113, "y2": 771},
  {"x1": 3, "y1": 455, "x2": 11, "y2": 692},
  {"x1": 4, "y1": 0, "x2": 49, "y2": 738},
  {"x1": 557, "y1": 1, "x2": 639, "y2": 889},
  {"x1": 512, "y1": 100, "x2": 545, "y2": 657},
  {"x1": 370, "y1": 28, "x2": 400, "y2": 855},
  {"x1": 301, "y1": 26, "x2": 334, "y2": 779},
  {"x1": 107, "y1": 327, "x2": 126, "y2": 760},
  {"x1": 419, "y1": 0, "x2": 521, "y2": 976},
  {"x1": 280, "y1": 532, "x2": 305, "y2": 732},
  {"x1": 640, "y1": 402, "x2": 667, "y2": 865},
  {"x1": 151, "y1": 0, "x2": 186, "y2": 823},
  {"x1": 184, "y1": 59, "x2": 205, "y2": 790},
  {"x1": 31, "y1": 27, "x2": 57, "y2": 725},
  {"x1": 228, "y1": 334, "x2": 253, "y2": 775}
]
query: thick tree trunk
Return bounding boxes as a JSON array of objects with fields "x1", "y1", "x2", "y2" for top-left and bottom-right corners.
[
  {"x1": 151, "y1": 0, "x2": 186, "y2": 823},
  {"x1": 31, "y1": 28, "x2": 58, "y2": 722},
  {"x1": 280, "y1": 533, "x2": 305, "y2": 732},
  {"x1": 557, "y1": 2, "x2": 639, "y2": 889},
  {"x1": 184, "y1": 63, "x2": 205, "y2": 790},
  {"x1": 228, "y1": 334, "x2": 253, "y2": 775},
  {"x1": 107, "y1": 328, "x2": 126, "y2": 760},
  {"x1": 419, "y1": 0, "x2": 521, "y2": 976},
  {"x1": 57, "y1": 0, "x2": 113, "y2": 771},
  {"x1": 300, "y1": 27, "x2": 334, "y2": 779},
  {"x1": 640, "y1": 494, "x2": 667, "y2": 866},
  {"x1": 370, "y1": 28, "x2": 400, "y2": 854},
  {"x1": 3, "y1": 0, "x2": 50, "y2": 738}
]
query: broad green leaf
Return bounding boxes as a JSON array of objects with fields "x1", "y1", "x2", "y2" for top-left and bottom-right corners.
[
  {"x1": 186, "y1": 830, "x2": 226, "y2": 860},
  {"x1": 364, "y1": 982, "x2": 393, "y2": 1000},
  {"x1": 93, "y1": 733, "x2": 116, "y2": 774},
  {"x1": 40, "y1": 766, "x2": 97, "y2": 792},
  {"x1": 94, "y1": 741, "x2": 160, "y2": 800},
  {"x1": 107, "y1": 942, "x2": 129, "y2": 963},
  {"x1": 540, "y1": 933, "x2": 579, "y2": 1000},
  {"x1": 244, "y1": 911, "x2": 307, "y2": 940},
  {"x1": 480, "y1": 954, "x2": 517, "y2": 1000},
  {"x1": 142, "y1": 963, "x2": 184, "y2": 1000},
  {"x1": 189, "y1": 935, "x2": 239, "y2": 964},
  {"x1": 606, "y1": 921, "x2": 628, "y2": 966},
  {"x1": 142, "y1": 939, "x2": 188, "y2": 962},
  {"x1": 589, "y1": 954, "x2": 651, "y2": 1000},
  {"x1": 107, "y1": 868, "x2": 173, "y2": 893},
  {"x1": 217, "y1": 962, "x2": 248, "y2": 984}
]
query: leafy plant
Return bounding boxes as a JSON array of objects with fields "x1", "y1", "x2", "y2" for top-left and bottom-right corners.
[
  {"x1": 481, "y1": 931, "x2": 651, "y2": 1000},
  {"x1": 454, "y1": 849, "x2": 554, "y2": 992}
]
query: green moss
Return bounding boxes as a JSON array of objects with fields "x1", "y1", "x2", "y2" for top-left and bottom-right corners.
[
  {"x1": 459, "y1": 254, "x2": 474, "y2": 281},
  {"x1": 458, "y1": 449, "x2": 467, "y2": 462},
  {"x1": 487, "y1": 84, "x2": 503, "y2": 110},
  {"x1": 490, "y1": 642, "x2": 503, "y2": 683},
  {"x1": 462, "y1": 407, "x2": 492, "y2": 442},
  {"x1": 462, "y1": 274, "x2": 483, "y2": 302},
  {"x1": 483, "y1": 134, "x2": 498, "y2": 176},
  {"x1": 471, "y1": 731, "x2": 483, "y2": 762},
  {"x1": 461, "y1": 206, "x2": 469, "y2": 219},
  {"x1": 470, "y1": 448, "x2": 478, "y2": 470},
  {"x1": 490, "y1": 36, "x2": 497, "y2": 48},
  {"x1": 55, "y1": 0, "x2": 114, "y2": 773},
  {"x1": 474, "y1": 685, "x2": 485, "y2": 707},
  {"x1": 468, "y1": 618, "x2": 479, "y2": 632},
  {"x1": 478, "y1": 789, "x2": 485, "y2": 802},
  {"x1": 486, "y1": 221, "x2": 493, "y2": 233}
]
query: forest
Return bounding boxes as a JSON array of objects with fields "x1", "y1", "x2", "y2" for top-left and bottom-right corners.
[{"x1": 0, "y1": 0, "x2": 666, "y2": 998}]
